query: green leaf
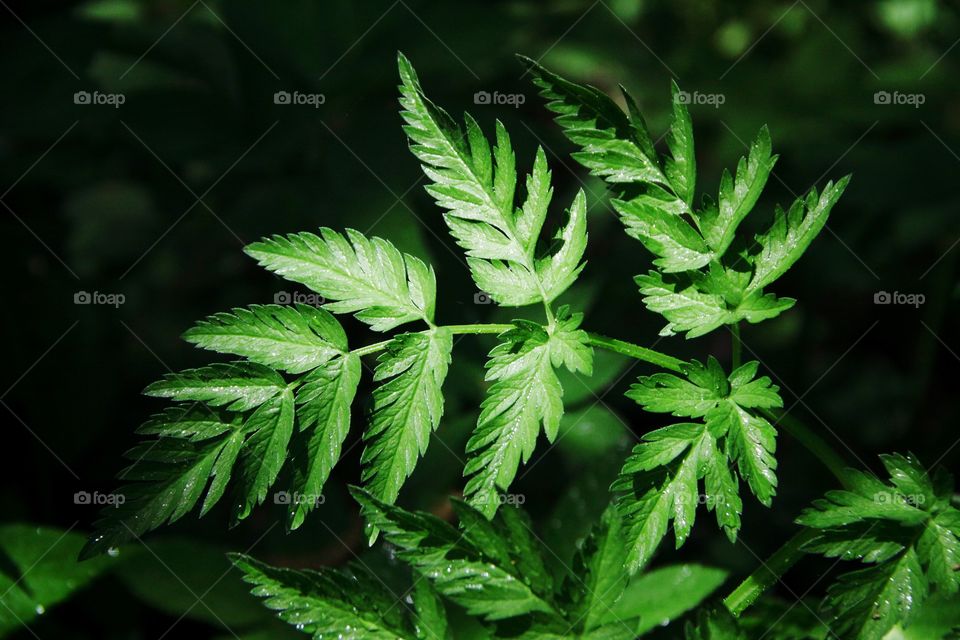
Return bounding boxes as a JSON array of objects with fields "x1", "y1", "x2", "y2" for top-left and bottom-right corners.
[
  {"x1": 702, "y1": 447, "x2": 744, "y2": 543},
  {"x1": 613, "y1": 423, "x2": 712, "y2": 572},
  {"x1": 519, "y1": 56, "x2": 668, "y2": 189},
  {"x1": 230, "y1": 553, "x2": 415, "y2": 640},
  {"x1": 353, "y1": 489, "x2": 560, "y2": 622},
  {"x1": 144, "y1": 362, "x2": 286, "y2": 411},
  {"x1": 361, "y1": 329, "x2": 453, "y2": 518},
  {"x1": 0, "y1": 525, "x2": 118, "y2": 634},
  {"x1": 87, "y1": 376, "x2": 302, "y2": 553},
  {"x1": 885, "y1": 592, "x2": 960, "y2": 640},
  {"x1": 233, "y1": 388, "x2": 296, "y2": 522},
  {"x1": 685, "y1": 608, "x2": 747, "y2": 640},
  {"x1": 570, "y1": 506, "x2": 630, "y2": 633},
  {"x1": 495, "y1": 506, "x2": 556, "y2": 596},
  {"x1": 636, "y1": 270, "x2": 798, "y2": 338},
  {"x1": 665, "y1": 81, "x2": 697, "y2": 207},
  {"x1": 728, "y1": 361, "x2": 784, "y2": 409},
  {"x1": 412, "y1": 580, "x2": 451, "y2": 640},
  {"x1": 626, "y1": 357, "x2": 727, "y2": 418},
  {"x1": 464, "y1": 317, "x2": 590, "y2": 518},
  {"x1": 183, "y1": 304, "x2": 347, "y2": 374},
  {"x1": 699, "y1": 126, "x2": 777, "y2": 256},
  {"x1": 707, "y1": 401, "x2": 778, "y2": 506},
  {"x1": 918, "y1": 512, "x2": 960, "y2": 593},
  {"x1": 83, "y1": 430, "x2": 243, "y2": 558},
  {"x1": 398, "y1": 53, "x2": 587, "y2": 307},
  {"x1": 605, "y1": 564, "x2": 728, "y2": 636},
  {"x1": 826, "y1": 549, "x2": 928, "y2": 640},
  {"x1": 616, "y1": 356, "x2": 783, "y2": 570},
  {"x1": 245, "y1": 227, "x2": 436, "y2": 332},
  {"x1": 524, "y1": 59, "x2": 846, "y2": 341},
  {"x1": 748, "y1": 176, "x2": 851, "y2": 294},
  {"x1": 549, "y1": 306, "x2": 594, "y2": 375},
  {"x1": 799, "y1": 453, "x2": 960, "y2": 639},
  {"x1": 613, "y1": 196, "x2": 712, "y2": 273},
  {"x1": 288, "y1": 354, "x2": 362, "y2": 530},
  {"x1": 628, "y1": 357, "x2": 780, "y2": 507},
  {"x1": 137, "y1": 405, "x2": 235, "y2": 441},
  {"x1": 635, "y1": 271, "x2": 731, "y2": 338},
  {"x1": 537, "y1": 190, "x2": 589, "y2": 303}
]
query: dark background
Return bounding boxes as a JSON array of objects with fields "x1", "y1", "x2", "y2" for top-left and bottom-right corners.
[{"x1": 2, "y1": 0, "x2": 958, "y2": 637}]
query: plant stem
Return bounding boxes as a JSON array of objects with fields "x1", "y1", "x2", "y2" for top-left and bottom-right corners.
[
  {"x1": 583, "y1": 332, "x2": 688, "y2": 373},
  {"x1": 760, "y1": 409, "x2": 853, "y2": 489},
  {"x1": 349, "y1": 323, "x2": 851, "y2": 489},
  {"x1": 723, "y1": 528, "x2": 817, "y2": 617},
  {"x1": 349, "y1": 321, "x2": 854, "y2": 617},
  {"x1": 444, "y1": 323, "x2": 513, "y2": 335},
  {"x1": 350, "y1": 323, "x2": 513, "y2": 357},
  {"x1": 350, "y1": 339, "x2": 394, "y2": 357},
  {"x1": 731, "y1": 323, "x2": 742, "y2": 370}
]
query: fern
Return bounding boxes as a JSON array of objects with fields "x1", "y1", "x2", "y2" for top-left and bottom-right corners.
[
  {"x1": 245, "y1": 227, "x2": 437, "y2": 332},
  {"x1": 83, "y1": 53, "x2": 840, "y2": 565},
  {"x1": 361, "y1": 329, "x2": 453, "y2": 526},
  {"x1": 78, "y1": 51, "x2": 909, "y2": 640},
  {"x1": 234, "y1": 491, "x2": 724, "y2": 640},
  {"x1": 463, "y1": 308, "x2": 592, "y2": 517},
  {"x1": 612, "y1": 357, "x2": 781, "y2": 571},
  {"x1": 84, "y1": 54, "x2": 599, "y2": 555},
  {"x1": 231, "y1": 553, "x2": 415, "y2": 639},
  {"x1": 797, "y1": 453, "x2": 960, "y2": 640},
  {"x1": 522, "y1": 56, "x2": 849, "y2": 339},
  {"x1": 288, "y1": 353, "x2": 361, "y2": 529},
  {"x1": 399, "y1": 52, "x2": 587, "y2": 308}
]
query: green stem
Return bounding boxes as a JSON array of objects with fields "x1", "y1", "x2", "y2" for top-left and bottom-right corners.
[
  {"x1": 349, "y1": 324, "x2": 850, "y2": 490},
  {"x1": 761, "y1": 409, "x2": 853, "y2": 489},
  {"x1": 721, "y1": 413, "x2": 855, "y2": 616},
  {"x1": 723, "y1": 528, "x2": 817, "y2": 617},
  {"x1": 349, "y1": 324, "x2": 689, "y2": 372},
  {"x1": 583, "y1": 332, "x2": 688, "y2": 373},
  {"x1": 731, "y1": 322, "x2": 742, "y2": 370},
  {"x1": 349, "y1": 321, "x2": 853, "y2": 618},
  {"x1": 350, "y1": 324, "x2": 512, "y2": 357},
  {"x1": 444, "y1": 323, "x2": 513, "y2": 335},
  {"x1": 350, "y1": 339, "x2": 394, "y2": 357}
]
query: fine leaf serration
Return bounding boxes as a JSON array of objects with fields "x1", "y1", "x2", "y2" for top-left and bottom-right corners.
[
  {"x1": 399, "y1": 52, "x2": 587, "y2": 308},
  {"x1": 83, "y1": 56, "x2": 866, "y2": 640},
  {"x1": 522, "y1": 56, "x2": 849, "y2": 339},
  {"x1": 797, "y1": 453, "x2": 960, "y2": 640},
  {"x1": 614, "y1": 357, "x2": 783, "y2": 571},
  {"x1": 463, "y1": 308, "x2": 592, "y2": 517}
]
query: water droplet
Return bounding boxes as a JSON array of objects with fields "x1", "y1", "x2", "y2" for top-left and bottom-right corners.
[{"x1": 34, "y1": 604, "x2": 45, "y2": 615}]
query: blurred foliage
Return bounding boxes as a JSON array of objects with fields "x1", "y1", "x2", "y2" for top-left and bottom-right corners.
[{"x1": 1, "y1": 0, "x2": 959, "y2": 637}]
